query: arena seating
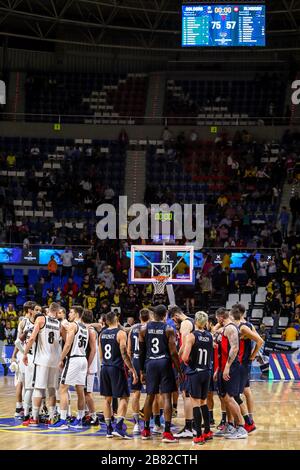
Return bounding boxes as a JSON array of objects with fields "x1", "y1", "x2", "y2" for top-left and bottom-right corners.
[
  {"x1": 165, "y1": 74, "x2": 287, "y2": 125},
  {"x1": 25, "y1": 73, "x2": 148, "y2": 124}
]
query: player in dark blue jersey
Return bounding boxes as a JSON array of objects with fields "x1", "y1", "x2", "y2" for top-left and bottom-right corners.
[
  {"x1": 169, "y1": 306, "x2": 195, "y2": 439},
  {"x1": 139, "y1": 305, "x2": 183, "y2": 443},
  {"x1": 231, "y1": 305, "x2": 264, "y2": 434},
  {"x1": 182, "y1": 311, "x2": 214, "y2": 446},
  {"x1": 127, "y1": 308, "x2": 150, "y2": 435},
  {"x1": 99, "y1": 311, "x2": 138, "y2": 439}
]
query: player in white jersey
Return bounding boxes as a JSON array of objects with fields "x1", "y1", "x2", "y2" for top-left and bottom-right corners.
[
  {"x1": 50, "y1": 305, "x2": 92, "y2": 430},
  {"x1": 17, "y1": 301, "x2": 37, "y2": 423},
  {"x1": 23, "y1": 302, "x2": 61, "y2": 426},
  {"x1": 81, "y1": 309, "x2": 99, "y2": 425}
]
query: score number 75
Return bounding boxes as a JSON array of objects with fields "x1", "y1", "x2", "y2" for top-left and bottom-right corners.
[{"x1": 212, "y1": 21, "x2": 236, "y2": 29}]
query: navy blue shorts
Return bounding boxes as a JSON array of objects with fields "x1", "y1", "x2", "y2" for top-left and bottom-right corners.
[
  {"x1": 239, "y1": 363, "x2": 251, "y2": 393},
  {"x1": 217, "y1": 362, "x2": 240, "y2": 398},
  {"x1": 145, "y1": 358, "x2": 177, "y2": 395},
  {"x1": 131, "y1": 358, "x2": 142, "y2": 392},
  {"x1": 100, "y1": 366, "x2": 129, "y2": 398},
  {"x1": 187, "y1": 370, "x2": 210, "y2": 400}
]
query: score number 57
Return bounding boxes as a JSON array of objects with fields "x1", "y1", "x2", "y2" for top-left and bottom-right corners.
[{"x1": 212, "y1": 21, "x2": 236, "y2": 29}]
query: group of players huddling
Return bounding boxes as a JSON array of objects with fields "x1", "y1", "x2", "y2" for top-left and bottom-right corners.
[{"x1": 9, "y1": 299, "x2": 264, "y2": 445}]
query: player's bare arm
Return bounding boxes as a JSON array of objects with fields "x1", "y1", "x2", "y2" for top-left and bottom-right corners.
[
  {"x1": 138, "y1": 326, "x2": 146, "y2": 384},
  {"x1": 241, "y1": 325, "x2": 264, "y2": 361},
  {"x1": 23, "y1": 316, "x2": 45, "y2": 364},
  {"x1": 87, "y1": 328, "x2": 96, "y2": 372},
  {"x1": 223, "y1": 324, "x2": 239, "y2": 381},
  {"x1": 127, "y1": 327, "x2": 133, "y2": 358},
  {"x1": 167, "y1": 327, "x2": 183, "y2": 379},
  {"x1": 178, "y1": 319, "x2": 193, "y2": 356},
  {"x1": 181, "y1": 332, "x2": 195, "y2": 364},
  {"x1": 118, "y1": 330, "x2": 138, "y2": 384},
  {"x1": 59, "y1": 323, "x2": 77, "y2": 367}
]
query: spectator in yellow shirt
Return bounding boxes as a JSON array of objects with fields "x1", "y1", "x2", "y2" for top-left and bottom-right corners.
[
  {"x1": 282, "y1": 322, "x2": 299, "y2": 342},
  {"x1": 222, "y1": 253, "x2": 232, "y2": 270},
  {"x1": 295, "y1": 290, "x2": 300, "y2": 307},
  {"x1": 6, "y1": 154, "x2": 16, "y2": 168},
  {"x1": 217, "y1": 194, "x2": 228, "y2": 208},
  {"x1": 4, "y1": 280, "x2": 18, "y2": 302}
]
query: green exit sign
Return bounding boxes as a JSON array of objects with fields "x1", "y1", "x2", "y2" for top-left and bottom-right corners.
[
  {"x1": 210, "y1": 126, "x2": 218, "y2": 134},
  {"x1": 54, "y1": 123, "x2": 61, "y2": 131}
]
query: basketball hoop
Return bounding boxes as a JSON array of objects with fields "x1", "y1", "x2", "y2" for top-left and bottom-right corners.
[{"x1": 153, "y1": 275, "x2": 169, "y2": 295}]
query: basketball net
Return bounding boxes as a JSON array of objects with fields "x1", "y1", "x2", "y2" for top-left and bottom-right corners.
[{"x1": 153, "y1": 275, "x2": 169, "y2": 295}]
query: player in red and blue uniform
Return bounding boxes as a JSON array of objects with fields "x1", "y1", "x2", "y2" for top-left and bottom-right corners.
[
  {"x1": 214, "y1": 307, "x2": 248, "y2": 440},
  {"x1": 231, "y1": 304, "x2": 264, "y2": 434}
]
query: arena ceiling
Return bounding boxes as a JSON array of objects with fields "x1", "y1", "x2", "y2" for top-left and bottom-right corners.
[{"x1": 0, "y1": 0, "x2": 300, "y2": 52}]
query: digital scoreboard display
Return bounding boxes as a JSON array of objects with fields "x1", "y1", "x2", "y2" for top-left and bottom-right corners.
[{"x1": 182, "y1": 4, "x2": 265, "y2": 47}]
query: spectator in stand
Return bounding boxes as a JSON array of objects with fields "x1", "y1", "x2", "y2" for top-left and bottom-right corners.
[
  {"x1": 289, "y1": 193, "x2": 299, "y2": 227},
  {"x1": 60, "y1": 247, "x2": 73, "y2": 277},
  {"x1": 267, "y1": 255, "x2": 277, "y2": 281},
  {"x1": 198, "y1": 273, "x2": 212, "y2": 311},
  {"x1": 4, "y1": 280, "x2": 18, "y2": 303},
  {"x1": 4, "y1": 320, "x2": 16, "y2": 345},
  {"x1": 243, "y1": 252, "x2": 257, "y2": 280},
  {"x1": 34, "y1": 277, "x2": 45, "y2": 305},
  {"x1": 118, "y1": 128, "x2": 129, "y2": 152},
  {"x1": 5, "y1": 303, "x2": 17, "y2": 322},
  {"x1": 98, "y1": 265, "x2": 115, "y2": 291},
  {"x1": 217, "y1": 194, "x2": 228, "y2": 208},
  {"x1": 244, "y1": 278, "x2": 256, "y2": 294},
  {"x1": 279, "y1": 207, "x2": 290, "y2": 239},
  {"x1": 104, "y1": 186, "x2": 115, "y2": 202},
  {"x1": 162, "y1": 126, "x2": 173, "y2": 145},
  {"x1": 30, "y1": 144, "x2": 40, "y2": 157},
  {"x1": 257, "y1": 255, "x2": 268, "y2": 286},
  {"x1": 63, "y1": 277, "x2": 79, "y2": 298},
  {"x1": 282, "y1": 322, "x2": 299, "y2": 341},
  {"x1": 6, "y1": 153, "x2": 16, "y2": 168},
  {"x1": 0, "y1": 319, "x2": 8, "y2": 375},
  {"x1": 47, "y1": 255, "x2": 58, "y2": 277}
]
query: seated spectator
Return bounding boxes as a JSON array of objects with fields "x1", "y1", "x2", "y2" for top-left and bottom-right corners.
[
  {"x1": 5, "y1": 320, "x2": 16, "y2": 345},
  {"x1": 4, "y1": 280, "x2": 18, "y2": 302},
  {"x1": 282, "y1": 322, "x2": 299, "y2": 341},
  {"x1": 217, "y1": 194, "x2": 228, "y2": 208},
  {"x1": 47, "y1": 255, "x2": 58, "y2": 276},
  {"x1": 30, "y1": 144, "x2": 40, "y2": 157},
  {"x1": 244, "y1": 278, "x2": 256, "y2": 294},
  {"x1": 6, "y1": 153, "x2": 16, "y2": 168},
  {"x1": 104, "y1": 186, "x2": 115, "y2": 202},
  {"x1": 63, "y1": 277, "x2": 79, "y2": 298}
]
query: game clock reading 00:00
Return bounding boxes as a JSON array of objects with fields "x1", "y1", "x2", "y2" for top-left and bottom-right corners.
[{"x1": 182, "y1": 4, "x2": 266, "y2": 47}]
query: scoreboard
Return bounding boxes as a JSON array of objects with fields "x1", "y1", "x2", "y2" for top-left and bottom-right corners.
[{"x1": 182, "y1": 4, "x2": 266, "y2": 47}]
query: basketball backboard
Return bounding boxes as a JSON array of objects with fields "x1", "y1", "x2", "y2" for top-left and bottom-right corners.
[{"x1": 128, "y1": 245, "x2": 194, "y2": 285}]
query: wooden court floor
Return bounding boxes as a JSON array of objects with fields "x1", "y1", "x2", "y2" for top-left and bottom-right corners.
[{"x1": 0, "y1": 376, "x2": 300, "y2": 451}]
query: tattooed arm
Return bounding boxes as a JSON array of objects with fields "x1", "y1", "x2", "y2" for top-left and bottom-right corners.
[
  {"x1": 117, "y1": 330, "x2": 138, "y2": 384},
  {"x1": 223, "y1": 324, "x2": 239, "y2": 381}
]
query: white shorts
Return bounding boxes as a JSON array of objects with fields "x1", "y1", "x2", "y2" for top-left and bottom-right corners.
[
  {"x1": 33, "y1": 364, "x2": 59, "y2": 390},
  {"x1": 85, "y1": 373, "x2": 96, "y2": 393},
  {"x1": 61, "y1": 357, "x2": 87, "y2": 387},
  {"x1": 14, "y1": 368, "x2": 25, "y2": 386},
  {"x1": 24, "y1": 356, "x2": 35, "y2": 390}
]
